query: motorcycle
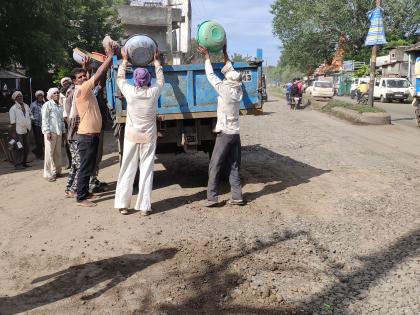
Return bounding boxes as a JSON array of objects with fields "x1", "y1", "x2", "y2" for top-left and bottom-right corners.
[
  {"x1": 290, "y1": 96, "x2": 302, "y2": 110},
  {"x1": 356, "y1": 92, "x2": 368, "y2": 105}
]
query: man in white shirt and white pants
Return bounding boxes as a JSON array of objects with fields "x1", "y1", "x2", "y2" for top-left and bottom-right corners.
[
  {"x1": 197, "y1": 44, "x2": 245, "y2": 206},
  {"x1": 114, "y1": 48, "x2": 164, "y2": 215},
  {"x1": 9, "y1": 91, "x2": 32, "y2": 169}
]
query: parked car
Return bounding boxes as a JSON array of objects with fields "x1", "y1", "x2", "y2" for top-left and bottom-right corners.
[
  {"x1": 350, "y1": 77, "x2": 370, "y2": 99},
  {"x1": 306, "y1": 80, "x2": 334, "y2": 98},
  {"x1": 373, "y1": 78, "x2": 412, "y2": 103}
]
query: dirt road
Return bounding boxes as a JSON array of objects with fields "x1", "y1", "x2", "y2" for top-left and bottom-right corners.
[{"x1": 1, "y1": 95, "x2": 419, "y2": 314}]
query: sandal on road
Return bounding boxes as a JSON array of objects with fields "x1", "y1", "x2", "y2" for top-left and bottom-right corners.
[
  {"x1": 77, "y1": 200, "x2": 97, "y2": 207},
  {"x1": 86, "y1": 193, "x2": 99, "y2": 200},
  {"x1": 119, "y1": 208, "x2": 129, "y2": 215}
]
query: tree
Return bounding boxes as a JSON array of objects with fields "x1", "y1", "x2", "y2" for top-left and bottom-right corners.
[
  {"x1": 0, "y1": 0, "x2": 123, "y2": 88},
  {"x1": 271, "y1": 0, "x2": 420, "y2": 72},
  {"x1": 354, "y1": 64, "x2": 370, "y2": 78},
  {"x1": 231, "y1": 53, "x2": 251, "y2": 63}
]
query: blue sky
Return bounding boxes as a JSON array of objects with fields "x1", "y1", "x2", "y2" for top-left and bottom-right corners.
[{"x1": 190, "y1": 0, "x2": 281, "y2": 65}]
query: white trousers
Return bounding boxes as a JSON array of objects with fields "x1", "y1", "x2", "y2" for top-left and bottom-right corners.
[
  {"x1": 114, "y1": 138, "x2": 156, "y2": 211},
  {"x1": 44, "y1": 133, "x2": 62, "y2": 178}
]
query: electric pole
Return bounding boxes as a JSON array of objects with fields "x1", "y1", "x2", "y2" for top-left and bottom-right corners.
[{"x1": 368, "y1": 0, "x2": 381, "y2": 107}]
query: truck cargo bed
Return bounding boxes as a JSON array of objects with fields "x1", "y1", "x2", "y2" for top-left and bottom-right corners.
[{"x1": 106, "y1": 58, "x2": 264, "y2": 122}]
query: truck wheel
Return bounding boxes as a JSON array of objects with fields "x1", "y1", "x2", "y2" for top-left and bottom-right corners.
[{"x1": 380, "y1": 95, "x2": 388, "y2": 103}]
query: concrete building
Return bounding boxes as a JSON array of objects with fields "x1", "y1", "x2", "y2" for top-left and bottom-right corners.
[
  {"x1": 405, "y1": 43, "x2": 420, "y2": 85},
  {"x1": 375, "y1": 43, "x2": 420, "y2": 84},
  {"x1": 377, "y1": 47, "x2": 409, "y2": 78},
  {"x1": 117, "y1": 0, "x2": 191, "y2": 64}
]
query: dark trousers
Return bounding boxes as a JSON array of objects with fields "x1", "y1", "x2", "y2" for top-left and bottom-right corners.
[
  {"x1": 93, "y1": 130, "x2": 104, "y2": 177},
  {"x1": 76, "y1": 134, "x2": 99, "y2": 201},
  {"x1": 207, "y1": 133, "x2": 242, "y2": 202},
  {"x1": 14, "y1": 133, "x2": 29, "y2": 166},
  {"x1": 66, "y1": 140, "x2": 81, "y2": 193},
  {"x1": 32, "y1": 124, "x2": 44, "y2": 158},
  {"x1": 63, "y1": 121, "x2": 71, "y2": 167}
]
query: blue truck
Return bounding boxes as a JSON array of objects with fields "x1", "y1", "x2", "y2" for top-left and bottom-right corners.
[{"x1": 106, "y1": 55, "x2": 265, "y2": 158}]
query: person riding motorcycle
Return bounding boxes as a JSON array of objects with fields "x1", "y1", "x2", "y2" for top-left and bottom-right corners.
[
  {"x1": 290, "y1": 78, "x2": 302, "y2": 109},
  {"x1": 356, "y1": 81, "x2": 369, "y2": 102},
  {"x1": 285, "y1": 82, "x2": 292, "y2": 105}
]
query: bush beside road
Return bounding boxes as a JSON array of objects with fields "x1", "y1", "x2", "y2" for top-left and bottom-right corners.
[{"x1": 322, "y1": 100, "x2": 385, "y2": 114}]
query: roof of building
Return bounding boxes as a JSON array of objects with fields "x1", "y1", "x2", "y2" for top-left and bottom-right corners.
[
  {"x1": 405, "y1": 42, "x2": 420, "y2": 52},
  {"x1": 0, "y1": 70, "x2": 27, "y2": 79}
]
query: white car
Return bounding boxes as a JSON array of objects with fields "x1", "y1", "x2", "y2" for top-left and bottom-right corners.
[
  {"x1": 373, "y1": 78, "x2": 412, "y2": 103},
  {"x1": 306, "y1": 81, "x2": 334, "y2": 98}
]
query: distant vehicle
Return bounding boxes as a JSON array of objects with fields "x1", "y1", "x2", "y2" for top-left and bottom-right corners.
[
  {"x1": 290, "y1": 95, "x2": 301, "y2": 110},
  {"x1": 350, "y1": 77, "x2": 369, "y2": 99},
  {"x1": 357, "y1": 93, "x2": 368, "y2": 105},
  {"x1": 306, "y1": 80, "x2": 334, "y2": 98},
  {"x1": 373, "y1": 78, "x2": 412, "y2": 103}
]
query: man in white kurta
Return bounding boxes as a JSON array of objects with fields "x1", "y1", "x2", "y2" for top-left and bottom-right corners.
[
  {"x1": 114, "y1": 49, "x2": 164, "y2": 215},
  {"x1": 197, "y1": 45, "x2": 244, "y2": 206},
  {"x1": 42, "y1": 88, "x2": 65, "y2": 181}
]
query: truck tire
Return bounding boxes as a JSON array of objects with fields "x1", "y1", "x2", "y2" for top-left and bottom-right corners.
[{"x1": 380, "y1": 95, "x2": 388, "y2": 103}]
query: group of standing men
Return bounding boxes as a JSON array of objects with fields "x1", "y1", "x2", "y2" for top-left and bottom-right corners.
[
  {"x1": 8, "y1": 53, "x2": 111, "y2": 206},
  {"x1": 9, "y1": 40, "x2": 246, "y2": 214}
]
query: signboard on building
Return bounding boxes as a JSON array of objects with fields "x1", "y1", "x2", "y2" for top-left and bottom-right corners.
[
  {"x1": 342, "y1": 61, "x2": 354, "y2": 72},
  {"x1": 376, "y1": 55, "x2": 390, "y2": 67}
]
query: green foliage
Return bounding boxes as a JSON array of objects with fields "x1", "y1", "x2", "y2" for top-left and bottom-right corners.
[
  {"x1": 265, "y1": 63, "x2": 304, "y2": 85},
  {"x1": 354, "y1": 65, "x2": 370, "y2": 78},
  {"x1": 231, "y1": 53, "x2": 251, "y2": 62},
  {"x1": 270, "y1": 87, "x2": 285, "y2": 95},
  {"x1": 0, "y1": 0, "x2": 123, "y2": 87},
  {"x1": 271, "y1": 0, "x2": 420, "y2": 72},
  {"x1": 190, "y1": 38, "x2": 248, "y2": 64},
  {"x1": 189, "y1": 38, "x2": 224, "y2": 63},
  {"x1": 322, "y1": 100, "x2": 385, "y2": 113}
]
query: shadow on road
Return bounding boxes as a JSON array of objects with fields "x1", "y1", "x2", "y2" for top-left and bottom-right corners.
[
  {"x1": 0, "y1": 248, "x2": 177, "y2": 315},
  {"x1": 150, "y1": 144, "x2": 330, "y2": 213},
  {"x1": 241, "y1": 144, "x2": 330, "y2": 202}
]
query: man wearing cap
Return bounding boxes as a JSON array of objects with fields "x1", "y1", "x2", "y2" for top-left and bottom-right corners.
[
  {"x1": 72, "y1": 44, "x2": 116, "y2": 207},
  {"x1": 9, "y1": 91, "x2": 32, "y2": 169},
  {"x1": 42, "y1": 87, "x2": 65, "y2": 181},
  {"x1": 197, "y1": 44, "x2": 245, "y2": 207},
  {"x1": 30, "y1": 90, "x2": 45, "y2": 159},
  {"x1": 114, "y1": 48, "x2": 164, "y2": 215}
]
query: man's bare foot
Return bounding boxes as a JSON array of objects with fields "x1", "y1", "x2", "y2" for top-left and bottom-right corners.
[
  {"x1": 87, "y1": 193, "x2": 98, "y2": 200},
  {"x1": 77, "y1": 200, "x2": 97, "y2": 207}
]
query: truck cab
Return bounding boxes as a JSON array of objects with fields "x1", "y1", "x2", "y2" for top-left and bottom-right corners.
[{"x1": 373, "y1": 77, "x2": 412, "y2": 103}]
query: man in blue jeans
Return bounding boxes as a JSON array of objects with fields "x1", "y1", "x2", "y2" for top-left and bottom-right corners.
[
  {"x1": 73, "y1": 45, "x2": 116, "y2": 207},
  {"x1": 197, "y1": 44, "x2": 245, "y2": 207}
]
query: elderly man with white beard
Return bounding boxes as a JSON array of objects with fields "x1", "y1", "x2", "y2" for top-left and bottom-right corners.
[
  {"x1": 42, "y1": 87, "x2": 65, "y2": 182},
  {"x1": 9, "y1": 91, "x2": 32, "y2": 169},
  {"x1": 197, "y1": 43, "x2": 245, "y2": 207}
]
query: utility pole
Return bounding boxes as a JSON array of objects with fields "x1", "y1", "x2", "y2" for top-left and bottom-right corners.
[{"x1": 368, "y1": 0, "x2": 381, "y2": 107}]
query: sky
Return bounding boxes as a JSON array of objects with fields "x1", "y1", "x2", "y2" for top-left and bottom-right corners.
[{"x1": 190, "y1": 0, "x2": 281, "y2": 66}]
